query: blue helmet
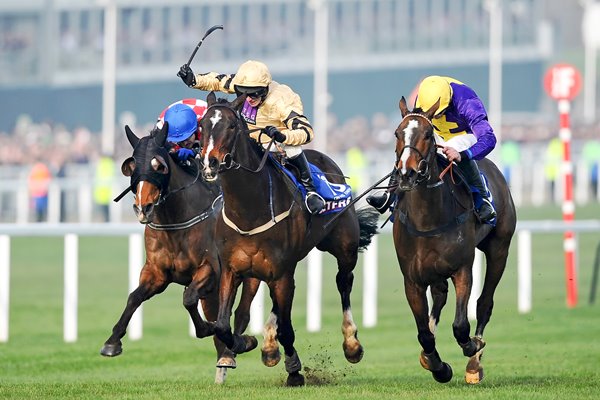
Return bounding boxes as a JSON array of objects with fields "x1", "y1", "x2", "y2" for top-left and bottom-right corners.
[{"x1": 164, "y1": 103, "x2": 197, "y2": 142}]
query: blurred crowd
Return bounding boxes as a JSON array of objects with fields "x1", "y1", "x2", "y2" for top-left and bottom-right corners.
[{"x1": 1, "y1": 111, "x2": 599, "y2": 222}]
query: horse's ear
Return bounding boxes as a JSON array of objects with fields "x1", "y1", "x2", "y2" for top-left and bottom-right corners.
[
  {"x1": 155, "y1": 121, "x2": 168, "y2": 146},
  {"x1": 398, "y1": 96, "x2": 409, "y2": 117},
  {"x1": 424, "y1": 98, "x2": 441, "y2": 120},
  {"x1": 230, "y1": 93, "x2": 247, "y2": 111},
  {"x1": 125, "y1": 125, "x2": 140, "y2": 148},
  {"x1": 207, "y1": 91, "x2": 217, "y2": 106},
  {"x1": 121, "y1": 157, "x2": 135, "y2": 177}
]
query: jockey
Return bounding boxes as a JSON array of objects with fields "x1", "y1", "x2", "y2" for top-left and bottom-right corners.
[
  {"x1": 156, "y1": 99, "x2": 207, "y2": 164},
  {"x1": 367, "y1": 76, "x2": 497, "y2": 223},
  {"x1": 177, "y1": 60, "x2": 325, "y2": 215}
]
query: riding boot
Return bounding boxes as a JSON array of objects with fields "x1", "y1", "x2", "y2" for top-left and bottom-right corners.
[
  {"x1": 366, "y1": 171, "x2": 399, "y2": 214},
  {"x1": 288, "y1": 152, "x2": 326, "y2": 215},
  {"x1": 456, "y1": 159, "x2": 497, "y2": 223}
]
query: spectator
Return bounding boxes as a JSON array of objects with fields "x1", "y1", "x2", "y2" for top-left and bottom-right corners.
[{"x1": 28, "y1": 162, "x2": 51, "y2": 222}]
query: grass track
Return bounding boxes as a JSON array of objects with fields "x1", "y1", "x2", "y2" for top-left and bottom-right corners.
[{"x1": 1, "y1": 204, "x2": 599, "y2": 399}]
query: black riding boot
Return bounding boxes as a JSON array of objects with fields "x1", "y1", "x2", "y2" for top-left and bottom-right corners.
[
  {"x1": 366, "y1": 171, "x2": 399, "y2": 214},
  {"x1": 288, "y1": 152, "x2": 325, "y2": 215},
  {"x1": 457, "y1": 159, "x2": 497, "y2": 223}
]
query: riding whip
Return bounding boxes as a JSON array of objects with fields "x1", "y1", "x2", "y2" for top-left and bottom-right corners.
[{"x1": 184, "y1": 24, "x2": 223, "y2": 67}]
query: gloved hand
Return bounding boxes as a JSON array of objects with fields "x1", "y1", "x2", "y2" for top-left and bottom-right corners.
[
  {"x1": 176, "y1": 148, "x2": 196, "y2": 161},
  {"x1": 264, "y1": 126, "x2": 286, "y2": 143},
  {"x1": 177, "y1": 64, "x2": 196, "y2": 87}
]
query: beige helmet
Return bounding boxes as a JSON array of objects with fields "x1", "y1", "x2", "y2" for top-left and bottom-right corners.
[
  {"x1": 232, "y1": 60, "x2": 272, "y2": 94},
  {"x1": 415, "y1": 76, "x2": 453, "y2": 116}
]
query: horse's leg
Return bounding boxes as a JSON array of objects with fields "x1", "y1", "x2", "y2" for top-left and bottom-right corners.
[
  {"x1": 269, "y1": 274, "x2": 304, "y2": 387},
  {"x1": 450, "y1": 267, "x2": 486, "y2": 386},
  {"x1": 261, "y1": 304, "x2": 281, "y2": 367},
  {"x1": 463, "y1": 240, "x2": 510, "y2": 384},
  {"x1": 336, "y1": 264, "x2": 364, "y2": 364},
  {"x1": 100, "y1": 263, "x2": 168, "y2": 357},
  {"x1": 428, "y1": 281, "x2": 449, "y2": 335},
  {"x1": 213, "y1": 267, "x2": 257, "y2": 368},
  {"x1": 183, "y1": 263, "x2": 217, "y2": 339},
  {"x1": 405, "y1": 279, "x2": 453, "y2": 383},
  {"x1": 214, "y1": 277, "x2": 262, "y2": 373}
]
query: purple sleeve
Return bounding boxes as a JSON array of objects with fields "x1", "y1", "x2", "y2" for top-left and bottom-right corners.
[{"x1": 456, "y1": 97, "x2": 496, "y2": 160}]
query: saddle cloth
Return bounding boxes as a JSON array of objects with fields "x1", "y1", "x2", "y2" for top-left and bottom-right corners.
[{"x1": 274, "y1": 158, "x2": 352, "y2": 215}]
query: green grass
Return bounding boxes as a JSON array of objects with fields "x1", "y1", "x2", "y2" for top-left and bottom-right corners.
[{"x1": 1, "y1": 204, "x2": 599, "y2": 399}]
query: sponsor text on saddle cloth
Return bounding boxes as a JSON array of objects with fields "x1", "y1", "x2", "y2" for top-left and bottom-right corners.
[{"x1": 274, "y1": 157, "x2": 352, "y2": 215}]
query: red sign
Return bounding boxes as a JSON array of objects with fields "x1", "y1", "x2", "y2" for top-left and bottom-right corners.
[{"x1": 543, "y1": 63, "x2": 582, "y2": 101}]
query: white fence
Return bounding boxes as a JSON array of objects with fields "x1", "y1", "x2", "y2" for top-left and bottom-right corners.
[{"x1": 0, "y1": 220, "x2": 599, "y2": 343}]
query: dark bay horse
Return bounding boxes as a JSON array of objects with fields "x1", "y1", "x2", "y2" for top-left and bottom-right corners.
[
  {"x1": 198, "y1": 92, "x2": 379, "y2": 386},
  {"x1": 100, "y1": 123, "x2": 260, "y2": 383},
  {"x1": 390, "y1": 97, "x2": 516, "y2": 384}
]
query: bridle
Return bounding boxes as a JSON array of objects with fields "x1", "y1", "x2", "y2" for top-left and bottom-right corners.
[
  {"x1": 395, "y1": 113, "x2": 442, "y2": 189},
  {"x1": 203, "y1": 103, "x2": 274, "y2": 174}
]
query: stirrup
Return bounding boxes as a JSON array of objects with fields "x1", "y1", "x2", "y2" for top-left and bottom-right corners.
[{"x1": 305, "y1": 191, "x2": 325, "y2": 215}]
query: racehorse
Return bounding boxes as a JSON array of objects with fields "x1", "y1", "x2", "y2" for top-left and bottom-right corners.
[
  {"x1": 390, "y1": 97, "x2": 516, "y2": 384},
  {"x1": 100, "y1": 123, "x2": 260, "y2": 383},
  {"x1": 198, "y1": 92, "x2": 379, "y2": 386}
]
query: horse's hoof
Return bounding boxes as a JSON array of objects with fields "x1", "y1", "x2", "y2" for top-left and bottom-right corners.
[
  {"x1": 262, "y1": 347, "x2": 281, "y2": 367},
  {"x1": 242, "y1": 334, "x2": 258, "y2": 353},
  {"x1": 465, "y1": 352, "x2": 484, "y2": 384},
  {"x1": 432, "y1": 362, "x2": 453, "y2": 383},
  {"x1": 216, "y1": 356, "x2": 237, "y2": 369},
  {"x1": 100, "y1": 343, "x2": 122, "y2": 357},
  {"x1": 465, "y1": 366, "x2": 484, "y2": 384},
  {"x1": 214, "y1": 367, "x2": 228, "y2": 384},
  {"x1": 343, "y1": 342, "x2": 364, "y2": 364},
  {"x1": 286, "y1": 372, "x2": 305, "y2": 387}
]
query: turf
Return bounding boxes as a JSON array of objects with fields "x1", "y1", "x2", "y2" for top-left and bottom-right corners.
[{"x1": 1, "y1": 204, "x2": 599, "y2": 399}]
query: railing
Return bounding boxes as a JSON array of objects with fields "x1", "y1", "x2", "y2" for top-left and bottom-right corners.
[{"x1": 1, "y1": 219, "x2": 598, "y2": 343}]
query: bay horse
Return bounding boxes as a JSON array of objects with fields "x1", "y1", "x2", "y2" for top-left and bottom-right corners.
[
  {"x1": 390, "y1": 97, "x2": 516, "y2": 384},
  {"x1": 198, "y1": 92, "x2": 379, "y2": 386},
  {"x1": 100, "y1": 123, "x2": 260, "y2": 383}
]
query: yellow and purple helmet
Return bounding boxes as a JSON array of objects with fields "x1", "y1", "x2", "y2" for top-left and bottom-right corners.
[{"x1": 416, "y1": 76, "x2": 458, "y2": 116}]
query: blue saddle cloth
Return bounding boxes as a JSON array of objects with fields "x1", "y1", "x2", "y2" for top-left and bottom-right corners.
[{"x1": 273, "y1": 158, "x2": 352, "y2": 215}]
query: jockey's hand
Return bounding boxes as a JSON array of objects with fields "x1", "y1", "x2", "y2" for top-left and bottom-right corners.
[
  {"x1": 177, "y1": 64, "x2": 196, "y2": 87},
  {"x1": 176, "y1": 148, "x2": 196, "y2": 161},
  {"x1": 264, "y1": 126, "x2": 286, "y2": 143},
  {"x1": 443, "y1": 146, "x2": 461, "y2": 163}
]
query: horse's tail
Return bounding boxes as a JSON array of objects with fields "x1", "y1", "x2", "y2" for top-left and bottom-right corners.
[{"x1": 357, "y1": 207, "x2": 380, "y2": 252}]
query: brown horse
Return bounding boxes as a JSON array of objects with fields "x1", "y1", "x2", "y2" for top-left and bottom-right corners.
[
  {"x1": 198, "y1": 92, "x2": 379, "y2": 386},
  {"x1": 100, "y1": 123, "x2": 260, "y2": 383},
  {"x1": 389, "y1": 97, "x2": 516, "y2": 384}
]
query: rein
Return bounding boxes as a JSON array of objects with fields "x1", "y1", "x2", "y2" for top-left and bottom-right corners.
[{"x1": 148, "y1": 195, "x2": 223, "y2": 231}]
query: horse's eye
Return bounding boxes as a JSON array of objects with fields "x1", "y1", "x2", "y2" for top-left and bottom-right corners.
[{"x1": 229, "y1": 122, "x2": 236, "y2": 129}]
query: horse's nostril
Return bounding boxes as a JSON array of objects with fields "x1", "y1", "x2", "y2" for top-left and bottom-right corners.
[
  {"x1": 209, "y1": 157, "x2": 219, "y2": 170},
  {"x1": 133, "y1": 204, "x2": 140, "y2": 217},
  {"x1": 143, "y1": 204, "x2": 154, "y2": 216}
]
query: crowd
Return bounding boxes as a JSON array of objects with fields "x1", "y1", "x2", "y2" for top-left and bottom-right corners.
[{"x1": 0, "y1": 109, "x2": 599, "y2": 222}]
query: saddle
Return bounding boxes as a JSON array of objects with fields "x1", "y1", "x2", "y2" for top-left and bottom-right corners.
[{"x1": 270, "y1": 155, "x2": 352, "y2": 215}]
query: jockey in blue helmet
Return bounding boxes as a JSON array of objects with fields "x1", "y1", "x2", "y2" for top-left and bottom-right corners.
[{"x1": 157, "y1": 100, "x2": 207, "y2": 163}]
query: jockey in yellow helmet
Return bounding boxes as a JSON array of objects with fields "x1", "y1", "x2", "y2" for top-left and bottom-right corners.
[
  {"x1": 367, "y1": 76, "x2": 497, "y2": 223},
  {"x1": 177, "y1": 60, "x2": 325, "y2": 215}
]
